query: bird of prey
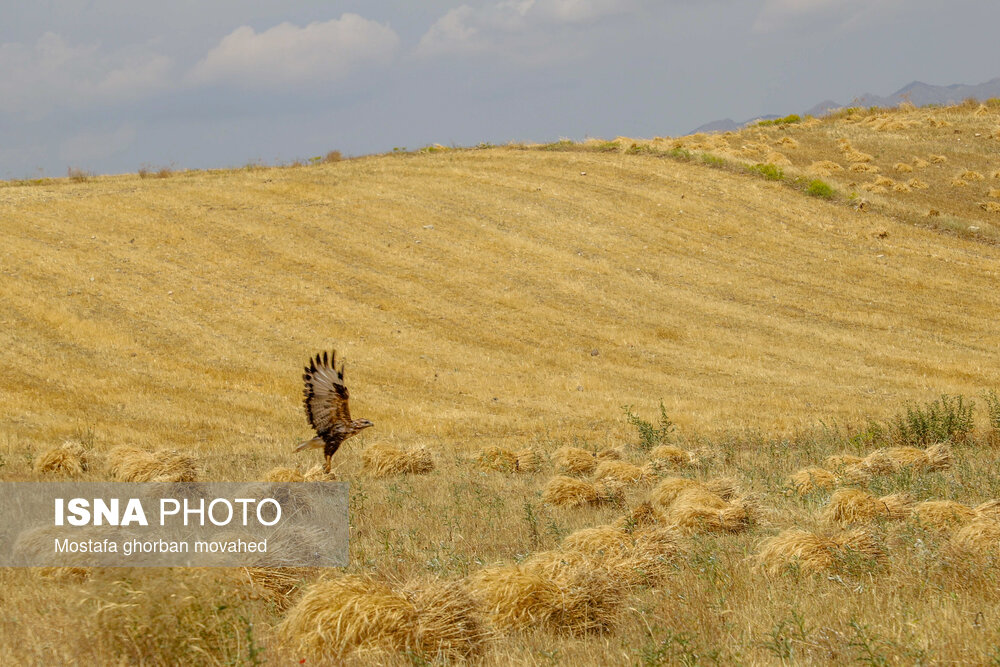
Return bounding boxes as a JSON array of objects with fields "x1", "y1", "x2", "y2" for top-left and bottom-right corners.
[{"x1": 295, "y1": 350, "x2": 373, "y2": 473}]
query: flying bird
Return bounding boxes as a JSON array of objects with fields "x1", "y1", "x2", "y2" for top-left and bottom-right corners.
[{"x1": 295, "y1": 350, "x2": 374, "y2": 473}]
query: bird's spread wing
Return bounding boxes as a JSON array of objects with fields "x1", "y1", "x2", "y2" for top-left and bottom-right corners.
[{"x1": 303, "y1": 351, "x2": 351, "y2": 439}]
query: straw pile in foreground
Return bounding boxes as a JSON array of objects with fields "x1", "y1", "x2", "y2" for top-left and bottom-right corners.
[
  {"x1": 757, "y1": 528, "x2": 885, "y2": 575},
  {"x1": 362, "y1": 444, "x2": 434, "y2": 478},
  {"x1": 476, "y1": 447, "x2": 540, "y2": 473},
  {"x1": 33, "y1": 440, "x2": 88, "y2": 476},
  {"x1": 279, "y1": 574, "x2": 489, "y2": 662},
  {"x1": 469, "y1": 558, "x2": 624, "y2": 635},
  {"x1": 107, "y1": 445, "x2": 198, "y2": 482}
]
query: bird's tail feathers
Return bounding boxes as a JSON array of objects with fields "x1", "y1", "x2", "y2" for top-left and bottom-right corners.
[{"x1": 294, "y1": 436, "x2": 325, "y2": 453}]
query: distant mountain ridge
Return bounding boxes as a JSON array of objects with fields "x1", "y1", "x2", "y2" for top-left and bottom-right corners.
[{"x1": 692, "y1": 76, "x2": 1000, "y2": 134}]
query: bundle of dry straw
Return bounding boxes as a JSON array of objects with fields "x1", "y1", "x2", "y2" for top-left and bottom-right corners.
[
  {"x1": 823, "y1": 488, "x2": 913, "y2": 525},
  {"x1": 593, "y1": 460, "x2": 652, "y2": 485},
  {"x1": 541, "y1": 475, "x2": 624, "y2": 508},
  {"x1": 913, "y1": 499, "x2": 1000, "y2": 531},
  {"x1": 757, "y1": 528, "x2": 885, "y2": 575},
  {"x1": 279, "y1": 574, "x2": 490, "y2": 662},
  {"x1": 648, "y1": 445, "x2": 695, "y2": 467},
  {"x1": 362, "y1": 444, "x2": 434, "y2": 478},
  {"x1": 786, "y1": 467, "x2": 838, "y2": 495},
  {"x1": 33, "y1": 440, "x2": 88, "y2": 476},
  {"x1": 950, "y1": 519, "x2": 1000, "y2": 556},
  {"x1": 476, "y1": 447, "x2": 540, "y2": 473},
  {"x1": 262, "y1": 466, "x2": 305, "y2": 482},
  {"x1": 649, "y1": 476, "x2": 738, "y2": 507},
  {"x1": 469, "y1": 558, "x2": 624, "y2": 635},
  {"x1": 107, "y1": 445, "x2": 197, "y2": 482},
  {"x1": 664, "y1": 487, "x2": 757, "y2": 534},
  {"x1": 832, "y1": 444, "x2": 952, "y2": 481}
]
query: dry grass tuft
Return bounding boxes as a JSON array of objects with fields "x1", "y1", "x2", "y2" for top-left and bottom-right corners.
[
  {"x1": 33, "y1": 440, "x2": 88, "y2": 475},
  {"x1": 262, "y1": 466, "x2": 305, "y2": 482},
  {"x1": 107, "y1": 445, "x2": 197, "y2": 482},
  {"x1": 849, "y1": 163, "x2": 880, "y2": 173},
  {"x1": 980, "y1": 201, "x2": 1000, "y2": 214},
  {"x1": 928, "y1": 154, "x2": 948, "y2": 163},
  {"x1": 911, "y1": 156, "x2": 929, "y2": 168},
  {"x1": 806, "y1": 160, "x2": 844, "y2": 176},
  {"x1": 477, "y1": 446, "x2": 519, "y2": 472},
  {"x1": 959, "y1": 169, "x2": 986, "y2": 181},
  {"x1": 907, "y1": 178, "x2": 929, "y2": 189},
  {"x1": 279, "y1": 574, "x2": 489, "y2": 662},
  {"x1": 362, "y1": 443, "x2": 434, "y2": 478},
  {"x1": 786, "y1": 466, "x2": 837, "y2": 494},
  {"x1": 542, "y1": 475, "x2": 624, "y2": 508},
  {"x1": 823, "y1": 488, "x2": 913, "y2": 525},
  {"x1": 552, "y1": 446, "x2": 597, "y2": 474},
  {"x1": 893, "y1": 162, "x2": 914, "y2": 173},
  {"x1": 757, "y1": 528, "x2": 885, "y2": 575},
  {"x1": 648, "y1": 444, "x2": 695, "y2": 466},
  {"x1": 593, "y1": 460, "x2": 651, "y2": 485}
]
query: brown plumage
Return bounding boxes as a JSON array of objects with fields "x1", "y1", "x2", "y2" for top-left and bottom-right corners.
[{"x1": 295, "y1": 350, "x2": 373, "y2": 472}]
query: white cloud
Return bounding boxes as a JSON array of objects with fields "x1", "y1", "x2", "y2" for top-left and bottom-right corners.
[
  {"x1": 0, "y1": 33, "x2": 173, "y2": 115},
  {"x1": 188, "y1": 14, "x2": 399, "y2": 89},
  {"x1": 753, "y1": 0, "x2": 902, "y2": 33},
  {"x1": 417, "y1": 0, "x2": 632, "y2": 57}
]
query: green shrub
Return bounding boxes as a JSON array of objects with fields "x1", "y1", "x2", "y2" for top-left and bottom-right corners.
[
  {"x1": 805, "y1": 179, "x2": 835, "y2": 199},
  {"x1": 700, "y1": 153, "x2": 726, "y2": 167},
  {"x1": 623, "y1": 401, "x2": 675, "y2": 451},
  {"x1": 890, "y1": 394, "x2": 975, "y2": 445},
  {"x1": 750, "y1": 163, "x2": 784, "y2": 181},
  {"x1": 982, "y1": 390, "x2": 1000, "y2": 430},
  {"x1": 757, "y1": 114, "x2": 802, "y2": 127}
]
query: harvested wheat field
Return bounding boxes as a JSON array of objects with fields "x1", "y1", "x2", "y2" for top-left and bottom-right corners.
[{"x1": 4, "y1": 104, "x2": 1000, "y2": 664}]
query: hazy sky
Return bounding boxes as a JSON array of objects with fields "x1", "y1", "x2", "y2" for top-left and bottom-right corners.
[{"x1": 2, "y1": 0, "x2": 998, "y2": 178}]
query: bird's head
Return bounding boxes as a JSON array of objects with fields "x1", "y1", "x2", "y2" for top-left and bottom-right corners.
[{"x1": 354, "y1": 418, "x2": 374, "y2": 431}]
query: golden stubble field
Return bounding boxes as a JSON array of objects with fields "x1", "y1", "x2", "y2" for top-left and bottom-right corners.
[{"x1": 2, "y1": 102, "x2": 1000, "y2": 664}]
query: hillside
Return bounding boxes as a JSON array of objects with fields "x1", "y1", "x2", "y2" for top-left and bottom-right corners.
[{"x1": 3, "y1": 104, "x2": 1000, "y2": 664}]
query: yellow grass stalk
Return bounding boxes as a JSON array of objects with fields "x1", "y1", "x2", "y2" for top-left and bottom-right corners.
[
  {"x1": 107, "y1": 445, "x2": 197, "y2": 482},
  {"x1": 262, "y1": 466, "x2": 305, "y2": 482},
  {"x1": 849, "y1": 163, "x2": 880, "y2": 173},
  {"x1": 757, "y1": 528, "x2": 884, "y2": 575},
  {"x1": 959, "y1": 169, "x2": 985, "y2": 181},
  {"x1": 787, "y1": 467, "x2": 837, "y2": 495},
  {"x1": 552, "y1": 446, "x2": 597, "y2": 474},
  {"x1": 911, "y1": 156, "x2": 929, "y2": 168},
  {"x1": 37, "y1": 567, "x2": 92, "y2": 582},
  {"x1": 907, "y1": 178, "x2": 929, "y2": 189},
  {"x1": 928, "y1": 154, "x2": 947, "y2": 163},
  {"x1": 362, "y1": 443, "x2": 434, "y2": 478},
  {"x1": 893, "y1": 163, "x2": 914, "y2": 172},
  {"x1": 823, "y1": 488, "x2": 913, "y2": 525},
  {"x1": 542, "y1": 475, "x2": 624, "y2": 508},
  {"x1": 33, "y1": 440, "x2": 88, "y2": 476},
  {"x1": 302, "y1": 463, "x2": 337, "y2": 481}
]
